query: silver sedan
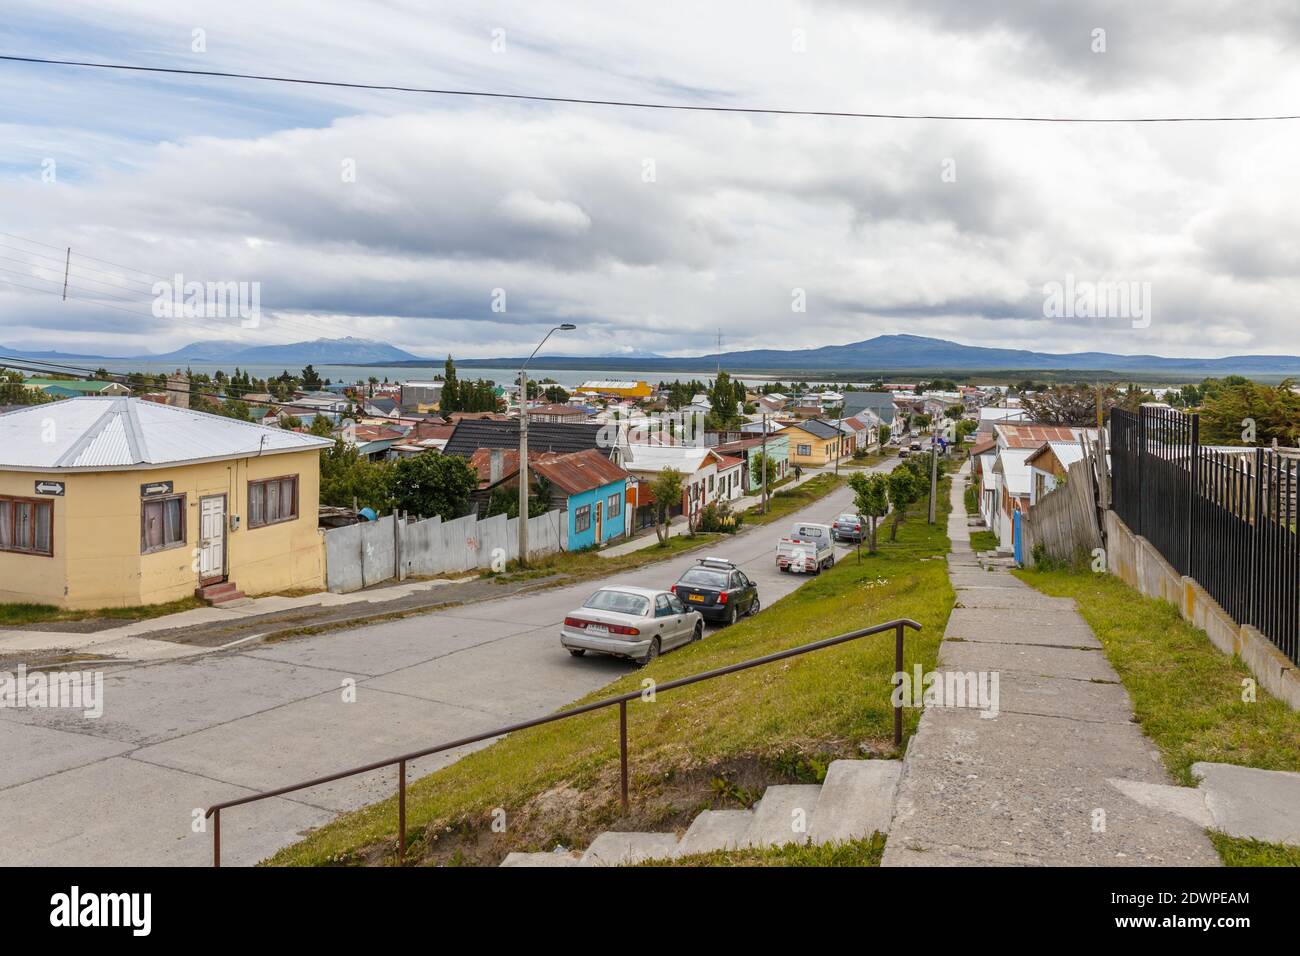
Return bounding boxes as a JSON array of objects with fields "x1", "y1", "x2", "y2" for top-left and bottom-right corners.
[{"x1": 561, "y1": 585, "x2": 704, "y2": 666}]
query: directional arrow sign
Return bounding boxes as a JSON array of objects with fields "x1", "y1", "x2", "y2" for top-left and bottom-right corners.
[
  {"x1": 140, "y1": 481, "x2": 174, "y2": 498},
  {"x1": 35, "y1": 480, "x2": 65, "y2": 496}
]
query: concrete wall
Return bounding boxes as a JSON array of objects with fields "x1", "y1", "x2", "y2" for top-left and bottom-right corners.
[
  {"x1": 1105, "y1": 510, "x2": 1299, "y2": 710},
  {"x1": 325, "y1": 508, "x2": 568, "y2": 593}
]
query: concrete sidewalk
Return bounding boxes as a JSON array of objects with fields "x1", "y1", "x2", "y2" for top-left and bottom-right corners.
[{"x1": 883, "y1": 463, "x2": 1220, "y2": 866}]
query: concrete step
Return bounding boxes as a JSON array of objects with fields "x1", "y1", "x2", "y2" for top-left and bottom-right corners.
[
  {"x1": 580, "y1": 831, "x2": 681, "y2": 866},
  {"x1": 743, "y1": 784, "x2": 822, "y2": 849},
  {"x1": 807, "y1": 760, "x2": 902, "y2": 845},
  {"x1": 500, "y1": 850, "x2": 582, "y2": 867},
  {"x1": 674, "y1": 809, "x2": 754, "y2": 857}
]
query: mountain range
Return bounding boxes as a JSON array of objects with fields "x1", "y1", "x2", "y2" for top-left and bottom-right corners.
[{"x1": 5, "y1": 333, "x2": 1300, "y2": 378}]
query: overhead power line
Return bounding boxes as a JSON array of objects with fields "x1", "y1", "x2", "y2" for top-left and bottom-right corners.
[{"x1": 2, "y1": 54, "x2": 1298, "y2": 123}]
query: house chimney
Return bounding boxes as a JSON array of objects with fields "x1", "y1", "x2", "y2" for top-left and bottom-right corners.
[
  {"x1": 168, "y1": 370, "x2": 189, "y2": 409},
  {"x1": 489, "y1": 447, "x2": 504, "y2": 485}
]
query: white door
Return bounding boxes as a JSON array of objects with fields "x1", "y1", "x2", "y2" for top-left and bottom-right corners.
[{"x1": 199, "y1": 495, "x2": 226, "y2": 581}]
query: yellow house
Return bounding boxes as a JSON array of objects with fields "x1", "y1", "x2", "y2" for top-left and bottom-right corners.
[
  {"x1": 0, "y1": 397, "x2": 333, "y2": 610},
  {"x1": 574, "y1": 380, "x2": 652, "y2": 400},
  {"x1": 781, "y1": 419, "x2": 847, "y2": 467}
]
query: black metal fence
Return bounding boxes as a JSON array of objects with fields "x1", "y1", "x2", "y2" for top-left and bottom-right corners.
[{"x1": 1111, "y1": 406, "x2": 1299, "y2": 666}]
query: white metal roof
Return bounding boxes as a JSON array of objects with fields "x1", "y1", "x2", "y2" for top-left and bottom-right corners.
[
  {"x1": 992, "y1": 447, "x2": 1035, "y2": 496},
  {"x1": 0, "y1": 397, "x2": 333, "y2": 472},
  {"x1": 621, "y1": 443, "x2": 718, "y2": 473}
]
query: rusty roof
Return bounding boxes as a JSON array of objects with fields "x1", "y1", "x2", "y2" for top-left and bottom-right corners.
[
  {"x1": 995, "y1": 423, "x2": 1095, "y2": 448},
  {"x1": 531, "y1": 448, "x2": 631, "y2": 495}
]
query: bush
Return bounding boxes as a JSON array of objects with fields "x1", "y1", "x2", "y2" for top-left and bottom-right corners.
[{"x1": 697, "y1": 501, "x2": 742, "y2": 534}]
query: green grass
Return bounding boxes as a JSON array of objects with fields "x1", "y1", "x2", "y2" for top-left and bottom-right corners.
[
  {"x1": 1209, "y1": 833, "x2": 1300, "y2": 867},
  {"x1": 268, "y1": 482, "x2": 953, "y2": 866},
  {"x1": 739, "y1": 473, "x2": 845, "y2": 526},
  {"x1": 969, "y1": 530, "x2": 998, "y2": 552},
  {"x1": 0, "y1": 596, "x2": 204, "y2": 627},
  {"x1": 1016, "y1": 566, "x2": 1300, "y2": 867},
  {"x1": 642, "y1": 832, "x2": 886, "y2": 867}
]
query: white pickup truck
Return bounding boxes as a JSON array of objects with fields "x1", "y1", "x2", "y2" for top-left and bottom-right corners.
[{"x1": 776, "y1": 522, "x2": 836, "y2": 574}]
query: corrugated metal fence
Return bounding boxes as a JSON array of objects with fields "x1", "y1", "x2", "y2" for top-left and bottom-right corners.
[{"x1": 324, "y1": 509, "x2": 568, "y2": 593}]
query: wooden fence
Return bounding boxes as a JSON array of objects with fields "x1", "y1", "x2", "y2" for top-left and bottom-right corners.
[{"x1": 1021, "y1": 434, "x2": 1108, "y2": 566}]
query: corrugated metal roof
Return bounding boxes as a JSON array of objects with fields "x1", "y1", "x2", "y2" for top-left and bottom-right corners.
[
  {"x1": 532, "y1": 449, "x2": 629, "y2": 495},
  {"x1": 0, "y1": 397, "x2": 332, "y2": 471}
]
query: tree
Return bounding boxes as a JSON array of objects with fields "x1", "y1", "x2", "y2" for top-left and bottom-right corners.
[
  {"x1": 542, "y1": 384, "x2": 570, "y2": 404},
  {"x1": 1019, "y1": 383, "x2": 1153, "y2": 426},
  {"x1": 441, "y1": 355, "x2": 460, "y2": 413},
  {"x1": 648, "y1": 467, "x2": 685, "y2": 544},
  {"x1": 1199, "y1": 377, "x2": 1300, "y2": 446},
  {"x1": 750, "y1": 452, "x2": 778, "y2": 490},
  {"x1": 301, "y1": 365, "x2": 324, "y2": 391},
  {"x1": 385, "y1": 453, "x2": 477, "y2": 520},
  {"x1": 848, "y1": 471, "x2": 889, "y2": 554},
  {"x1": 877, "y1": 424, "x2": 891, "y2": 448},
  {"x1": 886, "y1": 465, "x2": 922, "y2": 541},
  {"x1": 0, "y1": 371, "x2": 55, "y2": 406},
  {"x1": 319, "y1": 439, "x2": 389, "y2": 511}
]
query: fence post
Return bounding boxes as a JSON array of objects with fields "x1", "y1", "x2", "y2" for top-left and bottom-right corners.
[
  {"x1": 893, "y1": 622, "x2": 904, "y2": 748},
  {"x1": 1186, "y1": 415, "x2": 1199, "y2": 575},
  {"x1": 212, "y1": 808, "x2": 221, "y2": 867},
  {"x1": 618, "y1": 700, "x2": 629, "y2": 813},
  {"x1": 1135, "y1": 409, "x2": 1145, "y2": 536},
  {"x1": 1252, "y1": 447, "x2": 1264, "y2": 628},
  {"x1": 398, "y1": 759, "x2": 407, "y2": 864}
]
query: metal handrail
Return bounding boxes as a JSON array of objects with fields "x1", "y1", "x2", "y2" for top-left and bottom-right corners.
[{"x1": 204, "y1": 617, "x2": 922, "y2": 866}]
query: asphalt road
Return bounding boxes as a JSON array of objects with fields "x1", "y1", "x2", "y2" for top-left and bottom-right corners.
[{"x1": 0, "y1": 460, "x2": 893, "y2": 866}]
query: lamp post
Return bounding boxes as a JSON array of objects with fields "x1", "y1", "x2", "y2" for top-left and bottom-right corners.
[{"x1": 518, "y1": 324, "x2": 576, "y2": 565}]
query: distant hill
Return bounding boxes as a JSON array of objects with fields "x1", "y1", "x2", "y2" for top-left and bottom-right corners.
[
  {"x1": 0, "y1": 337, "x2": 425, "y2": 366},
  {"x1": 7, "y1": 333, "x2": 1300, "y2": 379},
  {"x1": 456, "y1": 334, "x2": 1300, "y2": 377}
]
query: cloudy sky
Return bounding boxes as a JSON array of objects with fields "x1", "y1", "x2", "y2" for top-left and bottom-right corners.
[{"x1": 2, "y1": 0, "x2": 1299, "y2": 360}]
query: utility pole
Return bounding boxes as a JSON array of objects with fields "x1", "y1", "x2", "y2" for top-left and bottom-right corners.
[
  {"x1": 761, "y1": 413, "x2": 769, "y2": 514},
  {"x1": 517, "y1": 324, "x2": 575, "y2": 566},
  {"x1": 928, "y1": 420, "x2": 939, "y2": 524}
]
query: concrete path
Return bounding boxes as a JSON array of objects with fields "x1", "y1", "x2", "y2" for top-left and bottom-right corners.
[
  {"x1": 0, "y1": 475, "x2": 873, "y2": 866},
  {"x1": 883, "y1": 463, "x2": 1220, "y2": 866}
]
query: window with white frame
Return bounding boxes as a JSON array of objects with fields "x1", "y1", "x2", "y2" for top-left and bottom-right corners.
[
  {"x1": 575, "y1": 504, "x2": 592, "y2": 532},
  {"x1": 606, "y1": 492, "x2": 621, "y2": 518}
]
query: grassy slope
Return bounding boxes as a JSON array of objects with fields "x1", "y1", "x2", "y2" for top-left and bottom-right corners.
[
  {"x1": 270, "y1": 480, "x2": 951, "y2": 866},
  {"x1": 1017, "y1": 566, "x2": 1300, "y2": 866},
  {"x1": 0, "y1": 596, "x2": 203, "y2": 627}
]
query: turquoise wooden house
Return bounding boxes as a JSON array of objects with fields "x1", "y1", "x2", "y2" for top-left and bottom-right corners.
[{"x1": 532, "y1": 449, "x2": 630, "y2": 549}]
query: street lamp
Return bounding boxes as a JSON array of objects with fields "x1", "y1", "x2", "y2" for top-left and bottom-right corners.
[{"x1": 518, "y1": 323, "x2": 576, "y2": 565}]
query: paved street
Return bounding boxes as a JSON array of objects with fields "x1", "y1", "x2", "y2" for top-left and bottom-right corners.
[{"x1": 0, "y1": 462, "x2": 890, "y2": 866}]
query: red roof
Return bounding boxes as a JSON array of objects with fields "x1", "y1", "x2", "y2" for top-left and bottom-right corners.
[
  {"x1": 995, "y1": 424, "x2": 1090, "y2": 448},
  {"x1": 714, "y1": 455, "x2": 745, "y2": 471},
  {"x1": 527, "y1": 403, "x2": 585, "y2": 417},
  {"x1": 532, "y1": 448, "x2": 630, "y2": 495}
]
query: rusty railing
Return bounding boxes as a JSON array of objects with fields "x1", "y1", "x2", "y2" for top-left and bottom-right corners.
[{"x1": 204, "y1": 617, "x2": 922, "y2": 866}]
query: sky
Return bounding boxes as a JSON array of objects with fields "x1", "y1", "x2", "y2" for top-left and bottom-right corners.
[{"x1": 1, "y1": 0, "x2": 1299, "y2": 361}]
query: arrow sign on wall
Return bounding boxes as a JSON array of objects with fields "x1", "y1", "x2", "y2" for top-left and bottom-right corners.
[{"x1": 35, "y1": 480, "x2": 65, "y2": 496}]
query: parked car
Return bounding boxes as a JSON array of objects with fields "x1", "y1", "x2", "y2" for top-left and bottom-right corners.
[
  {"x1": 909, "y1": 441, "x2": 922, "y2": 451},
  {"x1": 776, "y1": 521, "x2": 835, "y2": 574},
  {"x1": 561, "y1": 585, "x2": 703, "y2": 666},
  {"x1": 831, "y1": 513, "x2": 865, "y2": 543},
  {"x1": 671, "y1": 557, "x2": 759, "y2": 625},
  {"x1": 898, "y1": 448, "x2": 910, "y2": 458}
]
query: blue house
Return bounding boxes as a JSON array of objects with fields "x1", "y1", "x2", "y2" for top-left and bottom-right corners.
[{"x1": 533, "y1": 449, "x2": 630, "y2": 550}]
